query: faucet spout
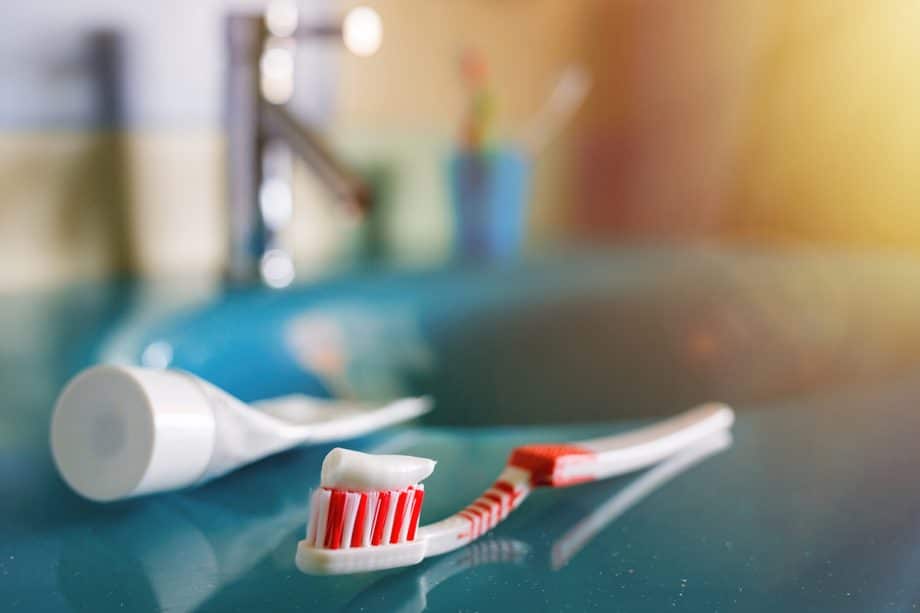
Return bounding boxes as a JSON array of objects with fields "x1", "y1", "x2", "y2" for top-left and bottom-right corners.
[
  {"x1": 261, "y1": 104, "x2": 372, "y2": 214},
  {"x1": 224, "y1": 11, "x2": 373, "y2": 285}
]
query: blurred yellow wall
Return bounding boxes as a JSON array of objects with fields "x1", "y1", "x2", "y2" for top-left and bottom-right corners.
[
  {"x1": 348, "y1": 0, "x2": 920, "y2": 249},
  {"x1": 731, "y1": 1, "x2": 920, "y2": 248}
]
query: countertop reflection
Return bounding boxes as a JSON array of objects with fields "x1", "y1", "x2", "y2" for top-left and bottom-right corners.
[{"x1": 6, "y1": 385, "x2": 920, "y2": 611}]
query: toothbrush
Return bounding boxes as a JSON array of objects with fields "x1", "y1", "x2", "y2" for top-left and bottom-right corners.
[
  {"x1": 457, "y1": 47, "x2": 495, "y2": 152},
  {"x1": 518, "y1": 64, "x2": 592, "y2": 157},
  {"x1": 296, "y1": 402, "x2": 734, "y2": 574}
]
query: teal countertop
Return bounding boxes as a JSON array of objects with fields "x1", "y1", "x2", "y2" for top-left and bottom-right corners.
[{"x1": 4, "y1": 248, "x2": 920, "y2": 611}]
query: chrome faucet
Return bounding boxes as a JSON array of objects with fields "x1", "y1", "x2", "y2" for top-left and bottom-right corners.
[{"x1": 224, "y1": 6, "x2": 374, "y2": 286}]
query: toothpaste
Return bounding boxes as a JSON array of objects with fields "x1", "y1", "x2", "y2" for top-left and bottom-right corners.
[{"x1": 320, "y1": 447, "x2": 435, "y2": 491}]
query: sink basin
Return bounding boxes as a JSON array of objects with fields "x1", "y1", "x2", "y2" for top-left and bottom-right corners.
[
  {"x1": 5, "y1": 247, "x2": 920, "y2": 611},
  {"x1": 99, "y1": 247, "x2": 920, "y2": 425}
]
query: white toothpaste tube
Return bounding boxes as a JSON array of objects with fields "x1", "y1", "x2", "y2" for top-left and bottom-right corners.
[{"x1": 50, "y1": 365, "x2": 431, "y2": 502}]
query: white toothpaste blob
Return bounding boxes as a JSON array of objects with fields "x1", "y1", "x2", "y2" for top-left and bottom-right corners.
[{"x1": 320, "y1": 447, "x2": 435, "y2": 491}]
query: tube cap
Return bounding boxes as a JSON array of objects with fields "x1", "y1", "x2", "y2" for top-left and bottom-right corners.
[{"x1": 51, "y1": 365, "x2": 216, "y2": 502}]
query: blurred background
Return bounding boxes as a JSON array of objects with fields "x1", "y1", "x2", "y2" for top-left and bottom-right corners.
[{"x1": 3, "y1": 0, "x2": 919, "y2": 292}]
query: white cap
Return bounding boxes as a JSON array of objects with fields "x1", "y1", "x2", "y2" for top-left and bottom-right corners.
[{"x1": 50, "y1": 365, "x2": 216, "y2": 502}]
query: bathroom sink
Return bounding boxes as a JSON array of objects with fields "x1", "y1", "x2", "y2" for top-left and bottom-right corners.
[
  {"x1": 5, "y1": 247, "x2": 920, "y2": 611},
  {"x1": 98, "y1": 246, "x2": 920, "y2": 425}
]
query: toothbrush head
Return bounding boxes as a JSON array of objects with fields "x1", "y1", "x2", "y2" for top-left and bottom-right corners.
[{"x1": 296, "y1": 448, "x2": 436, "y2": 574}]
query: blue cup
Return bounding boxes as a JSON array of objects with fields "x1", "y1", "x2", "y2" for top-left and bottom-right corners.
[{"x1": 447, "y1": 146, "x2": 532, "y2": 260}]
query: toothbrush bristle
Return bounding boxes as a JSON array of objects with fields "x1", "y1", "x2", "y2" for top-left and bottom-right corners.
[{"x1": 307, "y1": 485, "x2": 425, "y2": 550}]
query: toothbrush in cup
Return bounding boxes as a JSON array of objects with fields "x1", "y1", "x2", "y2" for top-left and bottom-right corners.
[{"x1": 296, "y1": 402, "x2": 734, "y2": 575}]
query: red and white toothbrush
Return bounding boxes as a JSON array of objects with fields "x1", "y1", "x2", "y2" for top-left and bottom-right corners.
[{"x1": 296, "y1": 402, "x2": 734, "y2": 575}]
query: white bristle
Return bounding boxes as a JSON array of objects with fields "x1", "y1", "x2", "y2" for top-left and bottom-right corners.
[
  {"x1": 313, "y1": 489, "x2": 330, "y2": 546},
  {"x1": 305, "y1": 490, "x2": 319, "y2": 544},
  {"x1": 398, "y1": 490, "x2": 415, "y2": 542},
  {"x1": 340, "y1": 492, "x2": 360, "y2": 548},
  {"x1": 382, "y1": 491, "x2": 399, "y2": 541},
  {"x1": 362, "y1": 491, "x2": 378, "y2": 546}
]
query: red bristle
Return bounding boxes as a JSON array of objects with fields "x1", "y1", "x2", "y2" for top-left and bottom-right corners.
[
  {"x1": 407, "y1": 488, "x2": 424, "y2": 540},
  {"x1": 390, "y1": 490, "x2": 409, "y2": 543},
  {"x1": 325, "y1": 490, "x2": 346, "y2": 549},
  {"x1": 350, "y1": 493, "x2": 368, "y2": 547},
  {"x1": 371, "y1": 491, "x2": 391, "y2": 545}
]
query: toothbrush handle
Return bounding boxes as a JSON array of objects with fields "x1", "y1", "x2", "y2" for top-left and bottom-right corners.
[
  {"x1": 508, "y1": 403, "x2": 734, "y2": 487},
  {"x1": 421, "y1": 404, "x2": 733, "y2": 558}
]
